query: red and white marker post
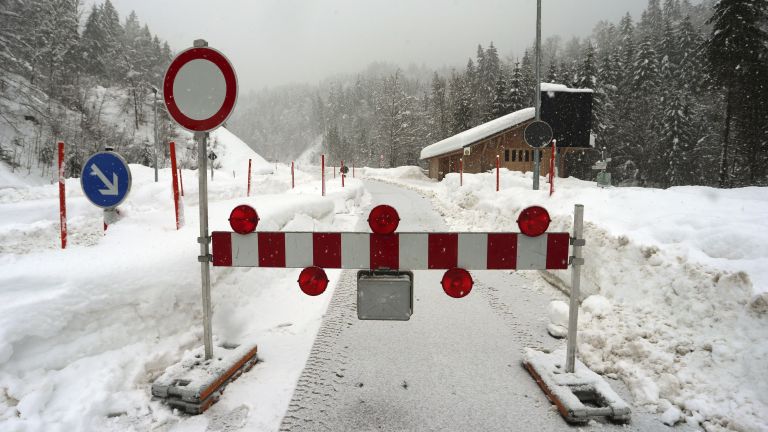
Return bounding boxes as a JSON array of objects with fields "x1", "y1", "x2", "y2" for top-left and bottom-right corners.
[
  {"x1": 321, "y1": 154, "x2": 326, "y2": 196},
  {"x1": 179, "y1": 168, "x2": 184, "y2": 196},
  {"x1": 58, "y1": 141, "x2": 67, "y2": 249},
  {"x1": 247, "y1": 159, "x2": 252, "y2": 197},
  {"x1": 549, "y1": 140, "x2": 556, "y2": 196},
  {"x1": 169, "y1": 142, "x2": 182, "y2": 230}
]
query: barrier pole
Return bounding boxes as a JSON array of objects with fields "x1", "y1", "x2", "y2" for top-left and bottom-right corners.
[
  {"x1": 496, "y1": 155, "x2": 500, "y2": 192},
  {"x1": 179, "y1": 168, "x2": 184, "y2": 196},
  {"x1": 58, "y1": 141, "x2": 67, "y2": 249},
  {"x1": 566, "y1": 204, "x2": 584, "y2": 373},
  {"x1": 170, "y1": 142, "x2": 181, "y2": 230},
  {"x1": 460, "y1": 158, "x2": 463, "y2": 186},
  {"x1": 291, "y1": 161, "x2": 295, "y2": 189},
  {"x1": 321, "y1": 154, "x2": 325, "y2": 196},
  {"x1": 247, "y1": 159, "x2": 252, "y2": 197}
]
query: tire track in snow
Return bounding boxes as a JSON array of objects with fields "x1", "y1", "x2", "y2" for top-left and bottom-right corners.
[{"x1": 279, "y1": 270, "x2": 357, "y2": 432}]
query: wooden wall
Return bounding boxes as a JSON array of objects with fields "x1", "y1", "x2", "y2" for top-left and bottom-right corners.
[{"x1": 425, "y1": 121, "x2": 565, "y2": 180}]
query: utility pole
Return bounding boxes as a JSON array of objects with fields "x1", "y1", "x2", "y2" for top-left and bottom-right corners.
[{"x1": 533, "y1": 0, "x2": 542, "y2": 191}]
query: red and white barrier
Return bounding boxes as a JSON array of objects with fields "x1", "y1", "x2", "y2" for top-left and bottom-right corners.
[{"x1": 211, "y1": 230, "x2": 569, "y2": 270}]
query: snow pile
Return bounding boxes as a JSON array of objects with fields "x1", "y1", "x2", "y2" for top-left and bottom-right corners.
[
  {"x1": 547, "y1": 300, "x2": 569, "y2": 338},
  {"x1": 364, "y1": 167, "x2": 768, "y2": 431},
  {"x1": 0, "y1": 160, "x2": 367, "y2": 430},
  {"x1": 209, "y1": 127, "x2": 273, "y2": 175},
  {"x1": 362, "y1": 166, "x2": 431, "y2": 181}
]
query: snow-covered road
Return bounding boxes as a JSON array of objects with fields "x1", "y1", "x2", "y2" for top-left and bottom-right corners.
[{"x1": 279, "y1": 180, "x2": 688, "y2": 432}]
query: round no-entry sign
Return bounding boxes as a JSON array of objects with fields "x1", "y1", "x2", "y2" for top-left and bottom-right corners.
[
  {"x1": 524, "y1": 120, "x2": 553, "y2": 148},
  {"x1": 163, "y1": 46, "x2": 238, "y2": 132}
]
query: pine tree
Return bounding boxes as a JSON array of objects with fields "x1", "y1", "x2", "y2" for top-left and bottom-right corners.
[
  {"x1": 508, "y1": 62, "x2": 526, "y2": 112},
  {"x1": 491, "y1": 71, "x2": 512, "y2": 118},
  {"x1": 429, "y1": 73, "x2": 450, "y2": 140},
  {"x1": 662, "y1": 93, "x2": 694, "y2": 186},
  {"x1": 706, "y1": 0, "x2": 768, "y2": 185}
]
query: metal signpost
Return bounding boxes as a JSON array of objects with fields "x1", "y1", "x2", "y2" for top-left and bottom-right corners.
[
  {"x1": 533, "y1": 0, "x2": 543, "y2": 190},
  {"x1": 162, "y1": 39, "x2": 238, "y2": 360},
  {"x1": 152, "y1": 39, "x2": 256, "y2": 416},
  {"x1": 81, "y1": 151, "x2": 132, "y2": 230}
]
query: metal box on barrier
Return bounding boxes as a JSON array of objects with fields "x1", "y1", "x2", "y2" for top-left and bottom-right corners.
[{"x1": 357, "y1": 270, "x2": 413, "y2": 321}]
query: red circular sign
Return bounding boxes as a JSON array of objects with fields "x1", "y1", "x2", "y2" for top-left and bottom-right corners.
[{"x1": 163, "y1": 46, "x2": 238, "y2": 132}]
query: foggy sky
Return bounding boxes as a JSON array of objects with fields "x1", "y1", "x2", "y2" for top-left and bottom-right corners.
[{"x1": 108, "y1": 0, "x2": 650, "y2": 92}]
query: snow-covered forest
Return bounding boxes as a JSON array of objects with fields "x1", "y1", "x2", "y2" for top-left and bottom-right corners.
[
  {"x1": 0, "y1": 0, "x2": 179, "y2": 179},
  {"x1": 230, "y1": 0, "x2": 768, "y2": 187}
]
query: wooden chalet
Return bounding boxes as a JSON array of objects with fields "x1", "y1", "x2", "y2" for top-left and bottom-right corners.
[{"x1": 420, "y1": 107, "x2": 562, "y2": 180}]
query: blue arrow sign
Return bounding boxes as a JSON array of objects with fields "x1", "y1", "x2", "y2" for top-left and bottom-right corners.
[{"x1": 81, "y1": 151, "x2": 132, "y2": 208}]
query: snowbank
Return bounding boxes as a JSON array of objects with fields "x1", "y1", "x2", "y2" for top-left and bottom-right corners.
[
  {"x1": 363, "y1": 167, "x2": 768, "y2": 431},
  {"x1": 210, "y1": 127, "x2": 273, "y2": 175},
  {"x1": 0, "y1": 160, "x2": 368, "y2": 431}
]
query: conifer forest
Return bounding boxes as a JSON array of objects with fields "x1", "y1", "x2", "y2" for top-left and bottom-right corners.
[{"x1": 1, "y1": 0, "x2": 767, "y2": 187}]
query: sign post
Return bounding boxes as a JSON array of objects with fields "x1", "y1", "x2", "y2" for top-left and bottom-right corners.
[
  {"x1": 533, "y1": 0, "x2": 543, "y2": 190},
  {"x1": 153, "y1": 39, "x2": 259, "y2": 416},
  {"x1": 162, "y1": 38, "x2": 238, "y2": 360}
]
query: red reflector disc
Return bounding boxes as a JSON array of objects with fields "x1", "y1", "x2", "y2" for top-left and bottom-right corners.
[
  {"x1": 441, "y1": 268, "x2": 473, "y2": 298},
  {"x1": 368, "y1": 204, "x2": 400, "y2": 234},
  {"x1": 229, "y1": 204, "x2": 259, "y2": 234},
  {"x1": 516, "y1": 205, "x2": 551, "y2": 237},
  {"x1": 298, "y1": 266, "x2": 329, "y2": 296}
]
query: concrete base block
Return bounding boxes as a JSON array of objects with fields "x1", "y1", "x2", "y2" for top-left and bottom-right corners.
[
  {"x1": 523, "y1": 348, "x2": 631, "y2": 424},
  {"x1": 152, "y1": 342, "x2": 258, "y2": 414}
]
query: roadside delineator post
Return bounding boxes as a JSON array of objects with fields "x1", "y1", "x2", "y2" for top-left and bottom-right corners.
[
  {"x1": 341, "y1": 160, "x2": 345, "y2": 188},
  {"x1": 170, "y1": 142, "x2": 183, "y2": 230},
  {"x1": 291, "y1": 161, "x2": 295, "y2": 189},
  {"x1": 496, "y1": 155, "x2": 500, "y2": 192},
  {"x1": 247, "y1": 159, "x2": 252, "y2": 197},
  {"x1": 549, "y1": 140, "x2": 556, "y2": 196},
  {"x1": 321, "y1": 154, "x2": 325, "y2": 196},
  {"x1": 459, "y1": 158, "x2": 463, "y2": 186},
  {"x1": 179, "y1": 168, "x2": 184, "y2": 196},
  {"x1": 58, "y1": 141, "x2": 67, "y2": 249}
]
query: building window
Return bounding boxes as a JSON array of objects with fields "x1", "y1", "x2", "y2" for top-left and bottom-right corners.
[
  {"x1": 511, "y1": 150, "x2": 517, "y2": 162},
  {"x1": 519, "y1": 150, "x2": 524, "y2": 161},
  {"x1": 524, "y1": 150, "x2": 530, "y2": 162},
  {"x1": 504, "y1": 149, "x2": 510, "y2": 162}
]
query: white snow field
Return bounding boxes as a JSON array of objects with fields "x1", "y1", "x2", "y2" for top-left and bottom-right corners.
[
  {"x1": 0, "y1": 134, "x2": 368, "y2": 431},
  {"x1": 1, "y1": 153, "x2": 766, "y2": 431},
  {"x1": 362, "y1": 167, "x2": 768, "y2": 432}
]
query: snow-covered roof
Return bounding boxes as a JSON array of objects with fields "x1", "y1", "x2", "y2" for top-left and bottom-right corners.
[
  {"x1": 540, "y1": 83, "x2": 594, "y2": 94},
  {"x1": 420, "y1": 107, "x2": 535, "y2": 160}
]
